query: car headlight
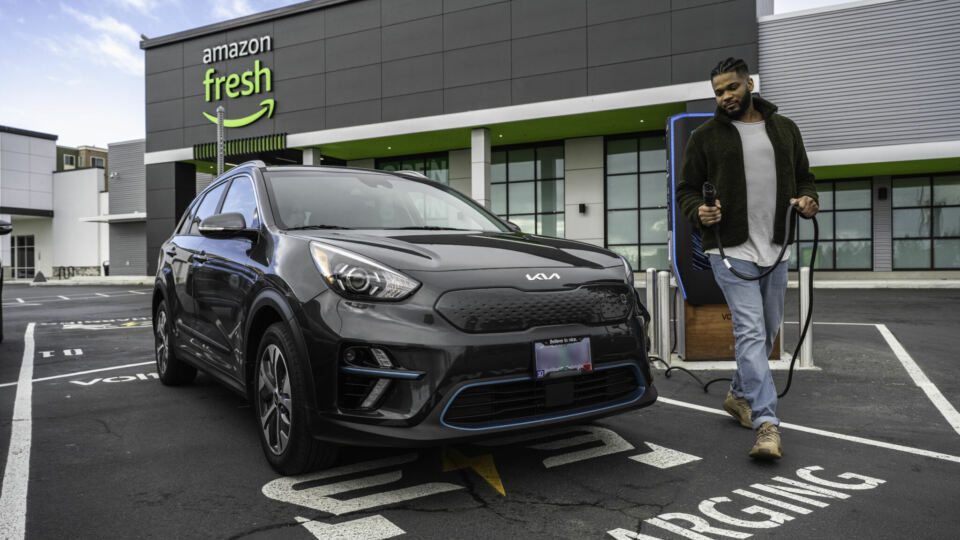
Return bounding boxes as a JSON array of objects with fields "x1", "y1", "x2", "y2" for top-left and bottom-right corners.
[
  {"x1": 620, "y1": 256, "x2": 635, "y2": 288},
  {"x1": 310, "y1": 241, "x2": 420, "y2": 301}
]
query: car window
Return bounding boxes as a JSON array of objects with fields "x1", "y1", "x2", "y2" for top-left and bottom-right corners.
[
  {"x1": 220, "y1": 175, "x2": 260, "y2": 229},
  {"x1": 189, "y1": 181, "x2": 228, "y2": 235},
  {"x1": 175, "y1": 204, "x2": 195, "y2": 236}
]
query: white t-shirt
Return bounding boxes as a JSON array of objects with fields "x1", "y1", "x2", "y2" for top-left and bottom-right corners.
[{"x1": 706, "y1": 119, "x2": 789, "y2": 267}]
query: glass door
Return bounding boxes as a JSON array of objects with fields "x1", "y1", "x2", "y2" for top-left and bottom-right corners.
[{"x1": 12, "y1": 235, "x2": 35, "y2": 279}]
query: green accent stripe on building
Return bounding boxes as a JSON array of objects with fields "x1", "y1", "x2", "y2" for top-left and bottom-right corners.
[{"x1": 193, "y1": 133, "x2": 288, "y2": 161}]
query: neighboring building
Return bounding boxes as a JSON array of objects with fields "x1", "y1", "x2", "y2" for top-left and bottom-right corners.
[
  {"x1": 57, "y1": 145, "x2": 108, "y2": 172},
  {"x1": 1, "y1": 125, "x2": 109, "y2": 280},
  {"x1": 134, "y1": 0, "x2": 957, "y2": 276}
]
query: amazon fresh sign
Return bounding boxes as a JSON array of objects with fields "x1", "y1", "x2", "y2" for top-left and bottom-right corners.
[{"x1": 201, "y1": 35, "x2": 275, "y2": 128}]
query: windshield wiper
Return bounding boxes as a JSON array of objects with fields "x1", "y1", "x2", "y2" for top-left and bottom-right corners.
[
  {"x1": 286, "y1": 225, "x2": 353, "y2": 230},
  {"x1": 384, "y1": 226, "x2": 471, "y2": 231}
]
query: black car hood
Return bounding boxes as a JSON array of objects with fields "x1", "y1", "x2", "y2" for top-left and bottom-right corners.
[{"x1": 285, "y1": 230, "x2": 622, "y2": 271}]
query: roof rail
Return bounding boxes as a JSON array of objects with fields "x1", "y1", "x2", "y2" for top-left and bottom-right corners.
[
  {"x1": 236, "y1": 160, "x2": 266, "y2": 169},
  {"x1": 393, "y1": 169, "x2": 429, "y2": 180}
]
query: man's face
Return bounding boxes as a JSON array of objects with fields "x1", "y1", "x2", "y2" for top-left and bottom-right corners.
[{"x1": 712, "y1": 72, "x2": 754, "y2": 119}]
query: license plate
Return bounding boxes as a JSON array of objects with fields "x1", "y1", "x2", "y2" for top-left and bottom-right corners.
[{"x1": 534, "y1": 336, "x2": 592, "y2": 379}]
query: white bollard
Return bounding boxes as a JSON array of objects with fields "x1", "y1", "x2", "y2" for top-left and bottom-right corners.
[
  {"x1": 799, "y1": 266, "x2": 814, "y2": 368},
  {"x1": 646, "y1": 268, "x2": 658, "y2": 359},
  {"x1": 657, "y1": 271, "x2": 672, "y2": 366}
]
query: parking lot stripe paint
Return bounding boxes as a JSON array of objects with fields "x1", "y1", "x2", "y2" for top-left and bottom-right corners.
[
  {"x1": 58, "y1": 296, "x2": 69, "y2": 300},
  {"x1": 876, "y1": 323, "x2": 960, "y2": 437},
  {"x1": 95, "y1": 293, "x2": 109, "y2": 297},
  {"x1": 698, "y1": 496, "x2": 795, "y2": 529},
  {"x1": 731, "y1": 489, "x2": 813, "y2": 515},
  {"x1": 295, "y1": 515, "x2": 404, "y2": 540},
  {"x1": 16, "y1": 298, "x2": 24, "y2": 303},
  {"x1": 0, "y1": 361, "x2": 154, "y2": 389},
  {"x1": 657, "y1": 397, "x2": 960, "y2": 464},
  {"x1": 479, "y1": 425, "x2": 635, "y2": 469},
  {"x1": 629, "y1": 442, "x2": 702, "y2": 469},
  {"x1": 0, "y1": 323, "x2": 35, "y2": 540},
  {"x1": 128, "y1": 290, "x2": 148, "y2": 295}
]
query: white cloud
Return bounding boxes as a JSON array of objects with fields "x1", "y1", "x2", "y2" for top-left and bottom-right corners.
[
  {"x1": 61, "y1": 4, "x2": 142, "y2": 44},
  {"x1": 72, "y1": 34, "x2": 145, "y2": 76},
  {"x1": 212, "y1": 0, "x2": 255, "y2": 21}
]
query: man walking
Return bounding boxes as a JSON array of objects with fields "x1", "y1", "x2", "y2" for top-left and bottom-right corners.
[{"x1": 676, "y1": 58, "x2": 819, "y2": 460}]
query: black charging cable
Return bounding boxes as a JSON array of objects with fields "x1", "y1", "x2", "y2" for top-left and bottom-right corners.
[{"x1": 662, "y1": 182, "x2": 818, "y2": 399}]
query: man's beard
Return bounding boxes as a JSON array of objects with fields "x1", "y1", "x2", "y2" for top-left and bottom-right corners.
[{"x1": 719, "y1": 92, "x2": 752, "y2": 120}]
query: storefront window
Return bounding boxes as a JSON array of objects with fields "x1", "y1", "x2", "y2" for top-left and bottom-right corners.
[
  {"x1": 490, "y1": 143, "x2": 565, "y2": 238},
  {"x1": 893, "y1": 174, "x2": 960, "y2": 269},
  {"x1": 376, "y1": 153, "x2": 449, "y2": 185},
  {"x1": 790, "y1": 179, "x2": 873, "y2": 270},
  {"x1": 604, "y1": 135, "x2": 668, "y2": 270}
]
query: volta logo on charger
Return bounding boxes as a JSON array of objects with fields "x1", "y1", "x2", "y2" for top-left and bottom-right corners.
[{"x1": 201, "y1": 35, "x2": 275, "y2": 128}]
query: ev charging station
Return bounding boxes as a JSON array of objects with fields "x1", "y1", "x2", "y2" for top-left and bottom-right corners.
[{"x1": 646, "y1": 113, "x2": 814, "y2": 370}]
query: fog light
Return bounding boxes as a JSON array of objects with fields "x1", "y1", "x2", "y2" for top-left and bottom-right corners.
[
  {"x1": 361, "y1": 379, "x2": 391, "y2": 409},
  {"x1": 343, "y1": 348, "x2": 359, "y2": 364}
]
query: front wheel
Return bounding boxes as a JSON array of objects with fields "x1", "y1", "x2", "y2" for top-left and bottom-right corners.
[
  {"x1": 255, "y1": 322, "x2": 337, "y2": 475},
  {"x1": 154, "y1": 300, "x2": 197, "y2": 385}
]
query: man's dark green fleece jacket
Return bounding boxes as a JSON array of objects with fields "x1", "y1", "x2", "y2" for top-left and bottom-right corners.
[{"x1": 676, "y1": 95, "x2": 818, "y2": 251}]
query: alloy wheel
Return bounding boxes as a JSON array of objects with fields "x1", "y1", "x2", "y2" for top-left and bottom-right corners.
[
  {"x1": 258, "y1": 344, "x2": 292, "y2": 456},
  {"x1": 155, "y1": 310, "x2": 169, "y2": 374}
]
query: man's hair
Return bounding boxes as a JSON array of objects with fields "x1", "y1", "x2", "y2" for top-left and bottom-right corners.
[{"x1": 710, "y1": 57, "x2": 749, "y2": 79}]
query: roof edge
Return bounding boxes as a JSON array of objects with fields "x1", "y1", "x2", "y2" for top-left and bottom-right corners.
[{"x1": 0, "y1": 125, "x2": 58, "y2": 141}]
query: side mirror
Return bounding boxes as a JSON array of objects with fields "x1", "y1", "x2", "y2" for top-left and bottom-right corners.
[
  {"x1": 504, "y1": 220, "x2": 521, "y2": 233},
  {"x1": 0, "y1": 220, "x2": 12, "y2": 236},
  {"x1": 199, "y1": 213, "x2": 257, "y2": 240}
]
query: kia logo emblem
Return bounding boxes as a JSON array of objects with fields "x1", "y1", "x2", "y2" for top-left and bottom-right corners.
[{"x1": 526, "y1": 272, "x2": 560, "y2": 281}]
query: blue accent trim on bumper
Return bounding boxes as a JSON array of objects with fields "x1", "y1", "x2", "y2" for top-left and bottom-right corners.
[
  {"x1": 439, "y1": 362, "x2": 647, "y2": 432},
  {"x1": 340, "y1": 366, "x2": 425, "y2": 380}
]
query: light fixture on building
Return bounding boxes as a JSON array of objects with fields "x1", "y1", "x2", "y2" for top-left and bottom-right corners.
[{"x1": 578, "y1": 203, "x2": 587, "y2": 214}]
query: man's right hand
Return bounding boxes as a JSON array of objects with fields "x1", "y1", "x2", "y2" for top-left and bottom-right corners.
[{"x1": 698, "y1": 199, "x2": 722, "y2": 227}]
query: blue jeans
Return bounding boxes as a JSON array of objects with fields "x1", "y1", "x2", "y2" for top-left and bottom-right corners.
[{"x1": 708, "y1": 254, "x2": 787, "y2": 429}]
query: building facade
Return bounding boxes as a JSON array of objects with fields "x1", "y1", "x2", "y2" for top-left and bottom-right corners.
[{"x1": 138, "y1": 0, "x2": 959, "y2": 276}]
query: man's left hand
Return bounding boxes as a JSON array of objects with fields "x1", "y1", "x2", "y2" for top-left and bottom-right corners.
[{"x1": 790, "y1": 196, "x2": 819, "y2": 218}]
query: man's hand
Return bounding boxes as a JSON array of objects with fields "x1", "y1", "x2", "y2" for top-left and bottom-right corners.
[
  {"x1": 790, "y1": 196, "x2": 819, "y2": 218},
  {"x1": 698, "y1": 199, "x2": 722, "y2": 227}
]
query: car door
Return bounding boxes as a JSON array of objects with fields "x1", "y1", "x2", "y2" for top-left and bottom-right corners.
[
  {"x1": 192, "y1": 174, "x2": 262, "y2": 381},
  {"x1": 176, "y1": 180, "x2": 230, "y2": 368}
]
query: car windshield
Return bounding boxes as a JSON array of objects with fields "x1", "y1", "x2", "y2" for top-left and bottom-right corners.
[{"x1": 265, "y1": 170, "x2": 508, "y2": 232}]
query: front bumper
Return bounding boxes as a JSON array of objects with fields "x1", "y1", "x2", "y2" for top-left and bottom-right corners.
[{"x1": 293, "y1": 282, "x2": 657, "y2": 447}]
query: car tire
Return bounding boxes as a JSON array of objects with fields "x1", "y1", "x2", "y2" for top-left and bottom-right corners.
[
  {"x1": 254, "y1": 322, "x2": 337, "y2": 475},
  {"x1": 154, "y1": 299, "x2": 197, "y2": 386}
]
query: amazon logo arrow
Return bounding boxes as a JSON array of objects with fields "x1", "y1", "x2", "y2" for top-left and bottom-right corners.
[{"x1": 203, "y1": 98, "x2": 275, "y2": 128}]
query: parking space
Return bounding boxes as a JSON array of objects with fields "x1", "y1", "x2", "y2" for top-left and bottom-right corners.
[{"x1": 2, "y1": 287, "x2": 960, "y2": 538}]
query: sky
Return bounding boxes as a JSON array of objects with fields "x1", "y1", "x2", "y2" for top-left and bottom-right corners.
[{"x1": 0, "y1": 0, "x2": 855, "y2": 148}]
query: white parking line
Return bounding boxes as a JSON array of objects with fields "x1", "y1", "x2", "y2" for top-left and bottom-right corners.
[
  {"x1": 95, "y1": 293, "x2": 109, "y2": 298},
  {"x1": 16, "y1": 298, "x2": 24, "y2": 303},
  {"x1": 876, "y1": 324, "x2": 960, "y2": 437},
  {"x1": 657, "y1": 397, "x2": 960, "y2": 465},
  {"x1": 58, "y1": 296, "x2": 69, "y2": 300},
  {"x1": 0, "y1": 361, "x2": 155, "y2": 389},
  {"x1": 0, "y1": 322, "x2": 35, "y2": 540},
  {"x1": 128, "y1": 290, "x2": 148, "y2": 295}
]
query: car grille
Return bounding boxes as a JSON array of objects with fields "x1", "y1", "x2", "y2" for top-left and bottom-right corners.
[
  {"x1": 442, "y1": 365, "x2": 642, "y2": 428},
  {"x1": 435, "y1": 284, "x2": 633, "y2": 333}
]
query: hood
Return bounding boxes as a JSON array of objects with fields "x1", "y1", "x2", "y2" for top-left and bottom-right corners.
[{"x1": 284, "y1": 230, "x2": 623, "y2": 272}]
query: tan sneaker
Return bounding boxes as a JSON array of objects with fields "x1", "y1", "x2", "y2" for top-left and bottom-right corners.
[
  {"x1": 723, "y1": 392, "x2": 753, "y2": 429},
  {"x1": 750, "y1": 422, "x2": 783, "y2": 460}
]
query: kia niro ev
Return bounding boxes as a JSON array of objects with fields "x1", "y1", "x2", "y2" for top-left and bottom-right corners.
[{"x1": 152, "y1": 161, "x2": 656, "y2": 474}]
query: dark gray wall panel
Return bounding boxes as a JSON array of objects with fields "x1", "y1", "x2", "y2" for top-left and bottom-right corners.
[
  {"x1": 146, "y1": 100, "x2": 184, "y2": 133},
  {"x1": 326, "y1": 64, "x2": 381, "y2": 105},
  {"x1": 672, "y1": 43, "x2": 755, "y2": 84},
  {"x1": 511, "y1": 0, "x2": 585, "y2": 38},
  {"x1": 273, "y1": 10, "x2": 325, "y2": 47},
  {"x1": 444, "y1": 80, "x2": 511, "y2": 113},
  {"x1": 382, "y1": 16, "x2": 444, "y2": 62},
  {"x1": 326, "y1": 100, "x2": 381, "y2": 128},
  {"x1": 382, "y1": 54, "x2": 444, "y2": 97},
  {"x1": 146, "y1": 43, "x2": 183, "y2": 75},
  {"x1": 512, "y1": 28, "x2": 586, "y2": 78},
  {"x1": 227, "y1": 21, "x2": 274, "y2": 47},
  {"x1": 146, "y1": 69, "x2": 184, "y2": 104},
  {"x1": 588, "y1": 56, "x2": 672, "y2": 94},
  {"x1": 146, "y1": 129, "x2": 183, "y2": 153},
  {"x1": 512, "y1": 70, "x2": 587, "y2": 104},
  {"x1": 587, "y1": 0, "x2": 670, "y2": 25},
  {"x1": 145, "y1": 185, "x2": 176, "y2": 220},
  {"x1": 183, "y1": 98, "x2": 217, "y2": 129},
  {"x1": 443, "y1": 0, "x2": 504, "y2": 13},
  {"x1": 275, "y1": 108, "x2": 325, "y2": 134},
  {"x1": 443, "y1": 42, "x2": 510, "y2": 87},
  {"x1": 443, "y1": 3, "x2": 510, "y2": 50},
  {"x1": 274, "y1": 40, "x2": 325, "y2": 81},
  {"x1": 183, "y1": 34, "x2": 227, "y2": 68},
  {"x1": 109, "y1": 223, "x2": 146, "y2": 276},
  {"x1": 226, "y1": 50, "x2": 275, "y2": 88},
  {"x1": 275, "y1": 74, "x2": 325, "y2": 113},
  {"x1": 382, "y1": 91, "x2": 445, "y2": 121},
  {"x1": 384, "y1": 0, "x2": 443, "y2": 25},
  {"x1": 324, "y1": 0, "x2": 380, "y2": 37},
  {"x1": 325, "y1": 29, "x2": 380, "y2": 71},
  {"x1": 184, "y1": 125, "x2": 217, "y2": 147},
  {"x1": 672, "y1": 0, "x2": 729, "y2": 10},
  {"x1": 671, "y1": 0, "x2": 756, "y2": 55},
  {"x1": 587, "y1": 13, "x2": 671, "y2": 66},
  {"x1": 182, "y1": 61, "x2": 229, "y2": 98}
]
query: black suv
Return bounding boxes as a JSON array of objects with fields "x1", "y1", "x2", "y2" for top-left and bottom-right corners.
[{"x1": 153, "y1": 162, "x2": 656, "y2": 474}]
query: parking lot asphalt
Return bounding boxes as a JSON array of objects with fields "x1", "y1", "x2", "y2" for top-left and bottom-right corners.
[{"x1": 2, "y1": 284, "x2": 959, "y2": 539}]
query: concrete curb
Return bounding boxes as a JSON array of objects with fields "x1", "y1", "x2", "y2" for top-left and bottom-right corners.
[{"x1": 23, "y1": 277, "x2": 153, "y2": 287}]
